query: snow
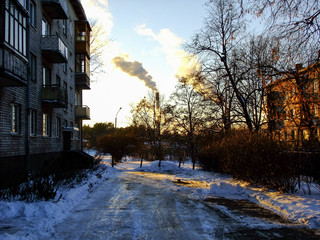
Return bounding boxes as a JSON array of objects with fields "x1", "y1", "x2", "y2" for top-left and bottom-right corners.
[
  {"x1": 0, "y1": 154, "x2": 319, "y2": 239},
  {"x1": 136, "y1": 159, "x2": 320, "y2": 229}
]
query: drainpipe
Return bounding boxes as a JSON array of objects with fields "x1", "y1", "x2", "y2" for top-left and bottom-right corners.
[{"x1": 25, "y1": 0, "x2": 31, "y2": 178}]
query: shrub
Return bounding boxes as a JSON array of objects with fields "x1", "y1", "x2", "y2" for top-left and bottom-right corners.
[
  {"x1": 198, "y1": 130, "x2": 300, "y2": 193},
  {"x1": 0, "y1": 176, "x2": 57, "y2": 202},
  {"x1": 97, "y1": 130, "x2": 135, "y2": 162}
]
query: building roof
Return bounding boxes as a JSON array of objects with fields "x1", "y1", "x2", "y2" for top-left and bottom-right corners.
[
  {"x1": 265, "y1": 61, "x2": 320, "y2": 89},
  {"x1": 70, "y1": 0, "x2": 87, "y2": 21}
]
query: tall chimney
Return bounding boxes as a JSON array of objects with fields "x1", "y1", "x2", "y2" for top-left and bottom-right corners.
[
  {"x1": 155, "y1": 91, "x2": 160, "y2": 134},
  {"x1": 296, "y1": 63, "x2": 303, "y2": 71},
  {"x1": 155, "y1": 91, "x2": 160, "y2": 110}
]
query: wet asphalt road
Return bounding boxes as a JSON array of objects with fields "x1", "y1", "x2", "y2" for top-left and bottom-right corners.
[{"x1": 52, "y1": 168, "x2": 320, "y2": 240}]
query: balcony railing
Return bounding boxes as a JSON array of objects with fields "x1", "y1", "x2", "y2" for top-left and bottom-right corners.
[
  {"x1": 41, "y1": 35, "x2": 68, "y2": 63},
  {"x1": 41, "y1": 0, "x2": 68, "y2": 19},
  {"x1": 75, "y1": 73, "x2": 90, "y2": 89},
  {"x1": 76, "y1": 105, "x2": 90, "y2": 120},
  {"x1": 75, "y1": 41, "x2": 90, "y2": 56},
  {"x1": 42, "y1": 84, "x2": 68, "y2": 108}
]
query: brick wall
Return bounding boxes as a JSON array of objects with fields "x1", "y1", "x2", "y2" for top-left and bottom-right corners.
[
  {"x1": 0, "y1": 87, "x2": 27, "y2": 157},
  {"x1": 0, "y1": 0, "x2": 82, "y2": 157}
]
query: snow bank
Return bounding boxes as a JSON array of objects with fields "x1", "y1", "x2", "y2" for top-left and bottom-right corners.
[
  {"x1": 249, "y1": 187, "x2": 320, "y2": 229},
  {"x1": 139, "y1": 160, "x2": 193, "y2": 174},
  {"x1": 201, "y1": 177, "x2": 320, "y2": 229},
  {"x1": 1, "y1": 157, "x2": 319, "y2": 239},
  {"x1": 0, "y1": 164, "x2": 119, "y2": 239},
  {"x1": 136, "y1": 160, "x2": 320, "y2": 230}
]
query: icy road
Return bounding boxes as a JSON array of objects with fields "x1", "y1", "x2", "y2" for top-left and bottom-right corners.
[{"x1": 50, "y1": 160, "x2": 319, "y2": 240}]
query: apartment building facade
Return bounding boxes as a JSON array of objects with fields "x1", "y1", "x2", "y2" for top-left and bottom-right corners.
[
  {"x1": 266, "y1": 63, "x2": 320, "y2": 146},
  {"x1": 0, "y1": 0, "x2": 91, "y2": 182}
]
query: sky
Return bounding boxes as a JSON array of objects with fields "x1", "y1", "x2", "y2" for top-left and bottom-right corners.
[{"x1": 81, "y1": 0, "x2": 207, "y2": 127}]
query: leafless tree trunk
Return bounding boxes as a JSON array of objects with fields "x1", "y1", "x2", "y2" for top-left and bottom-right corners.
[
  {"x1": 166, "y1": 78, "x2": 218, "y2": 169},
  {"x1": 188, "y1": 0, "x2": 255, "y2": 130},
  {"x1": 89, "y1": 19, "x2": 110, "y2": 79},
  {"x1": 245, "y1": 0, "x2": 320, "y2": 64}
]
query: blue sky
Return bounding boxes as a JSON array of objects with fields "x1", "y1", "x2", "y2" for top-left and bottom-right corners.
[{"x1": 81, "y1": 0, "x2": 207, "y2": 127}]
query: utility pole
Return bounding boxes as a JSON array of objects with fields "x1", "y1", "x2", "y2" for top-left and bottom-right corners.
[
  {"x1": 115, "y1": 107, "x2": 122, "y2": 129},
  {"x1": 112, "y1": 107, "x2": 122, "y2": 167}
]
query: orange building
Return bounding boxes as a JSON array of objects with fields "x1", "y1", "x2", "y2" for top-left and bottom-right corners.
[{"x1": 266, "y1": 62, "x2": 320, "y2": 147}]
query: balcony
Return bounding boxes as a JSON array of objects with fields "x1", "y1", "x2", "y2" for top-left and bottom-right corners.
[
  {"x1": 76, "y1": 105, "x2": 90, "y2": 120},
  {"x1": 41, "y1": 36, "x2": 68, "y2": 63},
  {"x1": 0, "y1": 47, "x2": 27, "y2": 87},
  {"x1": 41, "y1": 0, "x2": 68, "y2": 19},
  {"x1": 75, "y1": 41, "x2": 90, "y2": 56},
  {"x1": 75, "y1": 21, "x2": 91, "y2": 56},
  {"x1": 75, "y1": 73, "x2": 90, "y2": 89},
  {"x1": 42, "y1": 85, "x2": 68, "y2": 108}
]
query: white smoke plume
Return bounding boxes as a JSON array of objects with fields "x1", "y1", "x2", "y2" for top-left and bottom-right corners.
[
  {"x1": 112, "y1": 56, "x2": 157, "y2": 92},
  {"x1": 134, "y1": 24, "x2": 201, "y2": 79}
]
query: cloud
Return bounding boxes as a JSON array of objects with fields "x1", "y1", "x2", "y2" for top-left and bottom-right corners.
[
  {"x1": 80, "y1": 0, "x2": 113, "y2": 36},
  {"x1": 134, "y1": 24, "x2": 200, "y2": 78},
  {"x1": 112, "y1": 56, "x2": 157, "y2": 92}
]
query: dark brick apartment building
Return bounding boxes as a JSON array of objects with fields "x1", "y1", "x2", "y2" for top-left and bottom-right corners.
[{"x1": 0, "y1": 0, "x2": 92, "y2": 186}]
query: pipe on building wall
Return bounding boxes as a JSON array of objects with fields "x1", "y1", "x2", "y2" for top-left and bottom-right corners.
[{"x1": 25, "y1": 0, "x2": 31, "y2": 176}]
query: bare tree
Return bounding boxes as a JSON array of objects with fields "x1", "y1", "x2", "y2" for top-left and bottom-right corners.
[
  {"x1": 166, "y1": 78, "x2": 218, "y2": 169},
  {"x1": 237, "y1": 35, "x2": 280, "y2": 130},
  {"x1": 245, "y1": 0, "x2": 320, "y2": 64},
  {"x1": 189, "y1": 0, "x2": 258, "y2": 130},
  {"x1": 131, "y1": 92, "x2": 169, "y2": 163},
  {"x1": 186, "y1": 70, "x2": 235, "y2": 132},
  {"x1": 89, "y1": 19, "x2": 110, "y2": 78}
]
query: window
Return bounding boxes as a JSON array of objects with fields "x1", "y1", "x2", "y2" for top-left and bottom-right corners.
[
  {"x1": 56, "y1": 75, "x2": 61, "y2": 86},
  {"x1": 315, "y1": 105, "x2": 319, "y2": 117},
  {"x1": 42, "y1": 65, "x2": 51, "y2": 85},
  {"x1": 62, "y1": 19, "x2": 67, "y2": 36},
  {"x1": 76, "y1": 31, "x2": 86, "y2": 41},
  {"x1": 292, "y1": 87, "x2": 295, "y2": 97},
  {"x1": 30, "y1": 54, "x2": 37, "y2": 82},
  {"x1": 69, "y1": 86, "x2": 73, "y2": 112},
  {"x1": 291, "y1": 130, "x2": 296, "y2": 140},
  {"x1": 290, "y1": 109, "x2": 295, "y2": 118},
  {"x1": 63, "y1": 81, "x2": 68, "y2": 92},
  {"x1": 75, "y1": 54, "x2": 89, "y2": 75},
  {"x1": 56, "y1": 117, "x2": 61, "y2": 138},
  {"x1": 30, "y1": 109, "x2": 36, "y2": 136},
  {"x1": 30, "y1": 1, "x2": 35, "y2": 27},
  {"x1": 63, "y1": 63, "x2": 67, "y2": 74},
  {"x1": 42, "y1": 18, "x2": 50, "y2": 36},
  {"x1": 11, "y1": 104, "x2": 20, "y2": 134},
  {"x1": 303, "y1": 130, "x2": 310, "y2": 141},
  {"x1": 4, "y1": 0, "x2": 27, "y2": 56},
  {"x1": 43, "y1": 113, "x2": 51, "y2": 136},
  {"x1": 17, "y1": 0, "x2": 27, "y2": 9},
  {"x1": 75, "y1": 92, "x2": 81, "y2": 106},
  {"x1": 284, "y1": 131, "x2": 288, "y2": 141},
  {"x1": 70, "y1": 121, "x2": 74, "y2": 139},
  {"x1": 274, "y1": 131, "x2": 280, "y2": 141},
  {"x1": 63, "y1": 82, "x2": 68, "y2": 110},
  {"x1": 314, "y1": 80, "x2": 319, "y2": 93}
]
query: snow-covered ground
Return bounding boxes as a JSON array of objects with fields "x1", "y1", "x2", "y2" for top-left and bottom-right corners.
[
  {"x1": 0, "y1": 153, "x2": 319, "y2": 239},
  {"x1": 129, "y1": 158, "x2": 320, "y2": 230}
]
